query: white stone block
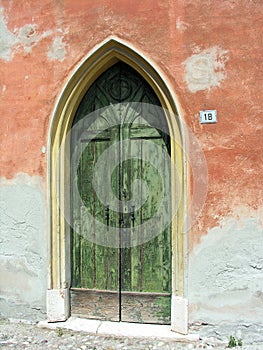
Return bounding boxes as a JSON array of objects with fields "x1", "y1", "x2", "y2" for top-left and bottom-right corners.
[
  {"x1": 171, "y1": 296, "x2": 188, "y2": 335},
  {"x1": 46, "y1": 288, "x2": 70, "y2": 322}
]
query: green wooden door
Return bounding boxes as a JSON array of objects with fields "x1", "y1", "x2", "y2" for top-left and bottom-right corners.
[{"x1": 71, "y1": 62, "x2": 171, "y2": 324}]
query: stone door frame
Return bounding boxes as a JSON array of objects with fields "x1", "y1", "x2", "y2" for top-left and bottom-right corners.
[{"x1": 46, "y1": 36, "x2": 189, "y2": 334}]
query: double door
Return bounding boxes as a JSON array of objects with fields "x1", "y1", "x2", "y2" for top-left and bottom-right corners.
[{"x1": 70, "y1": 62, "x2": 171, "y2": 324}]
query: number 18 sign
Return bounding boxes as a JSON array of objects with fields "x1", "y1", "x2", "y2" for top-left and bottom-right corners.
[{"x1": 200, "y1": 110, "x2": 217, "y2": 124}]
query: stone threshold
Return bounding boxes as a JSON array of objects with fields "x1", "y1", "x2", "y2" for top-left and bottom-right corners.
[{"x1": 38, "y1": 317, "x2": 200, "y2": 342}]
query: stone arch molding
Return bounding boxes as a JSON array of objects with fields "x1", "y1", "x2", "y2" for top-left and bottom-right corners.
[{"x1": 47, "y1": 37, "x2": 188, "y2": 334}]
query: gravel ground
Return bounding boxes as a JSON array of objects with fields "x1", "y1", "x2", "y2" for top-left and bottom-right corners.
[{"x1": 0, "y1": 319, "x2": 263, "y2": 350}]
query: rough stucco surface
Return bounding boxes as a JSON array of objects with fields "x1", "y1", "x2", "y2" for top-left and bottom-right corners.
[
  {"x1": 0, "y1": 0, "x2": 262, "y2": 326},
  {"x1": 189, "y1": 215, "x2": 263, "y2": 324},
  {"x1": 0, "y1": 174, "x2": 47, "y2": 320}
]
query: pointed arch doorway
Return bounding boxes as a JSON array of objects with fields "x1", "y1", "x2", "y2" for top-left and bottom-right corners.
[
  {"x1": 70, "y1": 62, "x2": 171, "y2": 324},
  {"x1": 47, "y1": 39, "x2": 188, "y2": 333}
]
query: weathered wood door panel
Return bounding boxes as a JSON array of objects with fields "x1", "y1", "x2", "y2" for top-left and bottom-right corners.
[
  {"x1": 71, "y1": 128, "x2": 120, "y2": 321},
  {"x1": 71, "y1": 62, "x2": 171, "y2": 324},
  {"x1": 120, "y1": 126, "x2": 171, "y2": 324}
]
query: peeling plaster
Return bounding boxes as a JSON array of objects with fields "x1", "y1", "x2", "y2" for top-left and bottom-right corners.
[
  {"x1": 16, "y1": 24, "x2": 52, "y2": 53},
  {"x1": 189, "y1": 216, "x2": 263, "y2": 324},
  {"x1": 0, "y1": 6, "x2": 65, "y2": 60},
  {"x1": 0, "y1": 8, "x2": 18, "y2": 61},
  {"x1": 47, "y1": 36, "x2": 66, "y2": 62},
  {"x1": 176, "y1": 17, "x2": 190, "y2": 32},
  {"x1": 184, "y1": 46, "x2": 229, "y2": 93}
]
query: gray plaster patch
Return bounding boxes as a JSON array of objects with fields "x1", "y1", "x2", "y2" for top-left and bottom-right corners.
[
  {"x1": 184, "y1": 46, "x2": 228, "y2": 93},
  {"x1": 0, "y1": 6, "x2": 54, "y2": 60},
  {"x1": 16, "y1": 24, "x2": 38, "y2": 50},
  {"x1": 47, "y1": 36, "x2": 66, "y2": 61},
  {"x1": 188, "y1": 217, "x2": 263, "y2": 325},
  {"x1": 0, "y1": 8, "x2": 18, "y2": 61},
  {"x1": 16, "y1": 24, "x2": 53, "y2": 53},
  {"x1": 0, "y1": 173, "x2": 47, "y2": 320}
]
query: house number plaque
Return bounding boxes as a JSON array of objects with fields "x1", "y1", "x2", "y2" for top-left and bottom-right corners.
[{"x1": 200, "y1": 110, "x2": 217, "y2": 124}]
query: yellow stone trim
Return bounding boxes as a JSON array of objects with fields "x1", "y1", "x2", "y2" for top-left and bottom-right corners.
[{"x1": 48, "y1": 38, "x2": 186, "y2": 299}]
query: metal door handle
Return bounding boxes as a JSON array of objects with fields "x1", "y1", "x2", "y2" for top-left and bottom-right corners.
[
  {"x1": 130, "y1": 205, "x2": 135, "y2": 225},
  {"x1": 105, "y1": 205, "x2": 109, "y2": 226},
  {"x1": 123, "y1": 189, "x2": 127, "y2": 199}
]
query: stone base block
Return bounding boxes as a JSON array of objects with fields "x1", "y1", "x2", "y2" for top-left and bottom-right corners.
[
  {"x1": 47, "y1": 289, "x2": 70, "y2": 322},
  {"x1": 171, "y1": 296, "x2": 188, "y2": 335}
]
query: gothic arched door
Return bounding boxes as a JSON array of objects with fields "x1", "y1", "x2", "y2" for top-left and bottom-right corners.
[{"x1": 70, "y1": 62, "x2": 171, "y2": 324}]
